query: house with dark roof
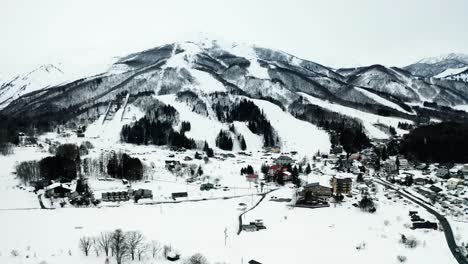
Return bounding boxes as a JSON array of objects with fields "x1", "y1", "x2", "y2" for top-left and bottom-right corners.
[
  {"x1": 302, "y1": 182, "x2": 332, "y2": 198},
  {"x1": 44, "y1": 183, "x2": 73, "y2": 198},
  {"x1": 274, "y1": 155, "x2": 293, "y2": 166}
]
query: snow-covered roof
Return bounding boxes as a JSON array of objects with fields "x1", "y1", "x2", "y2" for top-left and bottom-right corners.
[{"x1": 45, "y1": 183, "x2": 72, "y2": 191}]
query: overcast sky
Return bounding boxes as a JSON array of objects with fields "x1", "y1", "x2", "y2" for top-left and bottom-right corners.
[{"x1": 1, "y1": 0, "x2": 468, "y2": 77}]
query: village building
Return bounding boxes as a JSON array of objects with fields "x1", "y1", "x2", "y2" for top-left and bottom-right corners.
[
  {"x1": 271, "y1": 146, "x2": 281, "y2": 153},
  {"x1": 436, "y1": 167, "x2": 450, "y2": 178},
  {"x1": 44, "y1": 183, "x2": 73, "y2": 198},
  {"x1": 330, "y1": 175, "x2": 352, "y2": 194},
  {"x1": 383, "y1": 159, "x2": 398, "y2": 174},
  {"x1": 165, "y1": 160, "x2": 181, "y2": 170},
  {"x1": 413, "y1": 176, "x2": 427, "y2": 185},
  {"x1": 399, "y1": 158, "x2": 410, "y2": 170},
  {"x1": 330, "y1": 145, "x2": 344, "y2": 155},
  {"x1": 447, "y1": 178, "x2": 464, "y2": 190},
  {"x1": 274, "y1": 155, "x2": 293, "y2": 166},
  {"x1": 301, "y1": 182, "x2": 332, "y2": 198},
  {"x1": 246, "y1": 173, "x2": 258, "y2": 183}
]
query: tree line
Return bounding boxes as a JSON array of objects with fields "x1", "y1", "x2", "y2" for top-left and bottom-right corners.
[
  {"x1": 79, "y1": 229, "x2": 210, "y2": 264},
  {"x1": 400, "y1": 122, "x2": 468, "y2": 163}
]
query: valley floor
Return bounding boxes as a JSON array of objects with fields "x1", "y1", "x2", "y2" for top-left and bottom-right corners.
[{"x1": 0, "y1": 147, "x2": 463, "y2": 264}]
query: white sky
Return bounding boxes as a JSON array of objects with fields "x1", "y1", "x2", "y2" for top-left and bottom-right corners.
[{"x1": 1, "y1": 0, "x2": 468, "y2": 77}]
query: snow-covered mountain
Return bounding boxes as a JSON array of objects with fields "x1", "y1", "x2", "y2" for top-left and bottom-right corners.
[
  {"x1": 2, "y1": 39, "x2": 468, "y2": 149},
  {"x1": 404, "y1": 53, "x2": 468, "y2": 78},
  {"x1": 0, "y1": 64, "x2": 68, "y2": 110},
  {"x1": 338, "y1": 64, "x2": 468, "y2": 105}
]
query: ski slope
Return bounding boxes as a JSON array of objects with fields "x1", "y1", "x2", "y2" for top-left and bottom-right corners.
[
  {"x1": 249, "y1": 98, "x2": 331, "y2": 156},
  {"x1": 157, "y1": 94, "x2": 225, "y2": 149},
  {"x1": 355, "y1": 87, "x2": 414, "y2": 114},
  {"x1": 298, "y1": 92, "x2": 411, "y2": 139},
  {"x1": 85, "y1": 104, "x2": 145, "y2": 143},
  {"x1": 435, "y1": 66, "x2": 468, "y2": 78}
]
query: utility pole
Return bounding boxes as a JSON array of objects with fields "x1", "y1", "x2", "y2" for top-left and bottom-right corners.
[{"x1": 224, "y1": 227, "x2": 228, "y2": 246}]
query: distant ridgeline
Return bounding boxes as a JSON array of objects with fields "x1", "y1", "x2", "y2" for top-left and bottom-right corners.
[{"x1": 400, "y1": 122, "x2": 468, "y2": 163}]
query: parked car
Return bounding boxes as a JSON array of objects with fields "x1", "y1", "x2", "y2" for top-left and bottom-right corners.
[{"x1": 200, "y1": 183, "x2": 214, "y2": 191}]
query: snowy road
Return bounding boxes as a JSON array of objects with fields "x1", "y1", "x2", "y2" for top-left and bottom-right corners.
[{"x1": 374, "y1": 179, "x2": 468, "y2": 264}]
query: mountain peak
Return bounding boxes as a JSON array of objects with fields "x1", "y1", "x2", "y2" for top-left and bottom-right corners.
[{"x1": 417, "y1": 53, "x2": 468, "y2": 64}]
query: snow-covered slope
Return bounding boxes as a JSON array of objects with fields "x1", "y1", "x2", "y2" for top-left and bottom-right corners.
[
  {"x1": 404, "y1": 53, "x2": 468, "y2": 78},
  {"x1": 2, "y1": 39, "x2": 468, "y2": 151},
  {"x1": 354, "y1": 87, "x2": 414, "y2": 114},
  {"x1": 298, "y1": 92, "x2": 412, "y2": 139},
  {"x1": 434, "y1": 66, "x2": 468, "y2": 78},
  {"x1": 249, "y1": 98, "x2": 330, "y2": 156},
  {"x1": 0, "y1": 64, "x2": 68, "y2": 109}
]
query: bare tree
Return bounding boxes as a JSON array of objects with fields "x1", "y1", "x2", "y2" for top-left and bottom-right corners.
[
  {"x1": 137, "y1": 242, "x2": 149, "y2": 261},
  {"x1": 98, "y1": 232, "x2": 112, "y2": 257},
  {"x1": 79, "y1": 236, "x2": 93, "y2": 256},
  {"x1": 92, "y1": 237, "x2": 100, "y2": 256},
  {"x1": 111, "y1": 229, "x2": 128, "y2": 264},
  {"x1": 127, "y1": 231, "x2": 144, "y2": 261},
  {"x1": 185, "y1": 253, "x2": 209, "y2": 264},
  {"x1": 151, "y1": 240, "x2": 161, "y2": 258}
]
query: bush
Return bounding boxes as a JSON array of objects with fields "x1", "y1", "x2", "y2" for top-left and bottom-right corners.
[
  {"x1": 359, "y1": 196, "x2": 376, "y2": 212},
  {"x1": 185, "y1": 253, "x2": 209, "y2": 264},
  {"x1": 397, "y1": 255, "x2": 407, "y2": 263}
]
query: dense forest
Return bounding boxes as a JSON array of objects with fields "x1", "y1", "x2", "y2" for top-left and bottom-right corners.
[
  {"x1": 121, "y1": 102, "x2": 196, "y2": 149},
  {"x1": 289, "y1": 98, "x2": 370, "y2": 153},
  {"x1": 400, "y1": 122, "x2": 468, "y2": 163},
  {"x1": 107, "y1": 152, "x2": 144, "y2": 181},
  {"x1": 215, "y1": 130, "x2": 233, "y2": 151},
  {"x1": 212, "y1": 99, "x2": 278, "y2": 147}
]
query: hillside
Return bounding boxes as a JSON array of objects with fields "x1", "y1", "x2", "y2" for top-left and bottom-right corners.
[{"x1": 2, "y1": 39, "x2": 468, "y2": 154}]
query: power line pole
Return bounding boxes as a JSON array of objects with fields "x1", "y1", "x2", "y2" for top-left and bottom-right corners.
[{"x1": 224, "y1": 227, "x2": 228, "y2": 246}]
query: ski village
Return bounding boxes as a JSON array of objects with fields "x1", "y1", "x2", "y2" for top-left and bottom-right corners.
[{"x1": 2, "y1": 31, "x2": 468, "y2": 264}]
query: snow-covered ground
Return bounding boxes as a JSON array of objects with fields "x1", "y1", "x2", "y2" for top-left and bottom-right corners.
[
  {"x1": 0, "y1": 147, "x2": 49, "y2": 209},
  {"x1": 240, "y1": 186, "x2": 454, "y2": 264},
  {"x1": 0, "y1": 145, "x2": 461, "y2": 264}
]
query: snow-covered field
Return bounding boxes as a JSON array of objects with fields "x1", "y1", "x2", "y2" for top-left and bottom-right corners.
[
  {"x1": 240, "y1": 187, "x2": 454, "y2": 264},
  {"x1": 0, "y1": 146, "x2": 460, "y2": 264}
]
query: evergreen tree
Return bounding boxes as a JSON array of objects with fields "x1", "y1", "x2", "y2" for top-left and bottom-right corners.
[
  {"x1": 356, "y1": 173, "x2": 364, "y2": 182},
  {"x1": 381, "y1": 146, "x2": 388, "y2": 160},
  {"x1": 107, "y1": 153, "x2": 119, "y2": 178},
  {"x1": 305, "y1": 164, "x2": 312, "y2": 174},
  {"x1": 215, "y1": 130, "x2": 233, "y2": 151},
  {"x1": 240, "y1": 136, "x2": 247, "y2": 151},
  {"x1": 203, "y1": 141, "x2": 214, "y2": 157}
]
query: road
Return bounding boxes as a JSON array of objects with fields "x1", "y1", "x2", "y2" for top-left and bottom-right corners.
[
  {"x1": 374, "y1": 179, "x2": 468, "y2": 264},
  {"x1": 237, "y1": 189, "x2": 277, "y2": 235}
]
